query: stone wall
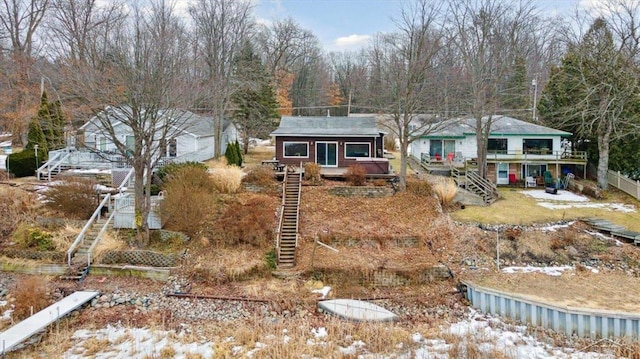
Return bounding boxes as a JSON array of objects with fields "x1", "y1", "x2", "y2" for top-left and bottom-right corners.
[{"x1": 328, "y1": 186, "x2": 393, "y2": 198}]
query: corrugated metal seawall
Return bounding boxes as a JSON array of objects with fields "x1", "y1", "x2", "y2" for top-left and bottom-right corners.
[{"x1": 463, "y1": 281, "x2": 640, "y2": 339}]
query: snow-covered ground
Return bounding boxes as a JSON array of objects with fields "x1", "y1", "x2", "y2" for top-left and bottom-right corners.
[
  {"x1": 520, "y1": 189, "x2": 636, "y2": 213},
  {"x1": 61, "y1": 309, "x2": 614, "y2": 359}
]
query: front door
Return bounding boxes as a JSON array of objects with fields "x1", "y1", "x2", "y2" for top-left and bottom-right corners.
[
  {"x1": 316, "y1": 142, "x2": 337, "y2": 167},
  {"x1": 497, "y1": 162, "x2": 509, "y2": 185}
]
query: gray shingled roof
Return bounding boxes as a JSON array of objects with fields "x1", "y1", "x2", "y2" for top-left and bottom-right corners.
[
  {"x1": 271, "y1": 116, "x2": 382, "y2": 137},
  {"x1": 421, "y1": 115, "x2": 572, "y2": 138}
]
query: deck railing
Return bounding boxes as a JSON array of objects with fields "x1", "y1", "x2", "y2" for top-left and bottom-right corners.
[{"x1": 485, "y1": 150, "x2": 587, "y2": 162}]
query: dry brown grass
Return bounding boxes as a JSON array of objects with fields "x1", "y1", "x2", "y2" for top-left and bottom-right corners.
[
  {"x1": 345, "y1": 164, "x2": 366, "y2": 186},
  {"x1": 41, "y1": 177, "x2": 101, "y2": 219},
  {"x1": 11, "y1": 276, "x2": 50, "y2": 320},
  {"x1": 304, "y1": 162, "x2": 323, "y2": 185},
  {"x1": 92, "y1": 231, "x2": 128, "y2": 263},
  {"x1": 0, "y1": 186, "x2": 39, "y2": 240},
  {"x1": 452, "y1": 187, "x2": 640, "y2": 231},
  {"x1": 432, "y1": 177, "x2": 457, "y2": 206},
  {"x1": 208, "y1": 165, "x2": 244, "y2": 194},
  {"x1": 242, "y1": 164, "x2": 277, "y2": 186}
]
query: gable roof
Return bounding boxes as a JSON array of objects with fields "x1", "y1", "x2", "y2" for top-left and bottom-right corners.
[
  {"x1": 271, "y1": 116, "x2": 383, "y2": 137},
  {"x1": 420, "y1": 115, "x2": 572, "y2": 138},
  {"x1": 80, "y1": 107, "x2": 231, "y2": 139}
]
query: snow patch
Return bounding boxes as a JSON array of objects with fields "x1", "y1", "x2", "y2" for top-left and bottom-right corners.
[{"x1": 312, "y1": 286, "x2": 331, "y2": 299}]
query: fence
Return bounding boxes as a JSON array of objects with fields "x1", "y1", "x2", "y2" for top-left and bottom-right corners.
[{"x1": 608, "y1": 170, "x2": 640, "y2": 200}]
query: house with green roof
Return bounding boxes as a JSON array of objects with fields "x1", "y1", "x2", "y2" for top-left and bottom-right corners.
[{"x1": 409, "y1": 115, "x2": 587, "y2": 185}]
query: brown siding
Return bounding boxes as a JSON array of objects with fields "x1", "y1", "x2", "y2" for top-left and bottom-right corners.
[{"x1": 274, "y1": 136, "x2": 383, "y2": 168}]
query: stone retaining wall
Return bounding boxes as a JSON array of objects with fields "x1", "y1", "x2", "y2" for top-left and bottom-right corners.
[{"x1": 328, "y1": 186, "x2": 393, "y2": 198}]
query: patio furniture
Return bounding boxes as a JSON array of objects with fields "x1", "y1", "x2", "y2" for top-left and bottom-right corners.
[{"x1": 525, "y1": 176, "x2": 536, "y2": 188}]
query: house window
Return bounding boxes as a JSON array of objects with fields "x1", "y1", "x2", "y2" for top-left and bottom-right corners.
[
  {"x1": 125, "y1": 135, "x2": 135, "y2": 156},
  {"x1": 430, "y1": 139, "x2": 455, "y2": 160},
  {"x1": 283, "y1": 142, "x2": 308, "y2": 157},
  {"x1": 168, "y1": 138, "x2": 177, "y2": 157},
  {"x1": 487, "y1": 138, "x2": 507, "y2": 153},
  {"x1": 523, "y1": 139, "x2": 553, "y2": 154},
  {"x1": 345, "y1": 143, "x2": 370, "y2": 158},
  {"x1": 99, "y1": 137, "x2": 107, "y2": 151},
  {"x1": 522, "y1": 164, "x2": 547, "y2": 178}
]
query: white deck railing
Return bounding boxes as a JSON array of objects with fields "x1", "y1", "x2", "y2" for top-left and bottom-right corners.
[{"x1": 66, "y1": 193, "x2": 111, "y2": 266}]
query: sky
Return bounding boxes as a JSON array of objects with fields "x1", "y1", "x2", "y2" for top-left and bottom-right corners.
[{"x1": 252, "y1": 0, "x2": 597, "y2": 52}]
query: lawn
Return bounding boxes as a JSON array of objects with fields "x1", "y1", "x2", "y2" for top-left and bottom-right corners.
[{"x1": 451, "y1": 187, "x2": 640, "y2": 232}]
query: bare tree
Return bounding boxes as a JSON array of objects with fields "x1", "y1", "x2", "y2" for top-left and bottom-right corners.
[
  {"x1": 447, "y1": 0, "x2": 542, "y2": 178},
  {"x1": 0, "y1": 0, "x2": 49, "y2": 57},
  {"x1": 62, "y1": 0, "x2": 192, "y2": 246},
  {"x1": 189, "y1": 0, "x2": 253, "y2": 156},
  {"x1": 369, "y1": 0, "x2": 450, "y2": 191},
  {"x1": 46, "y1": 0, "x2": 126, "y2": 66}
]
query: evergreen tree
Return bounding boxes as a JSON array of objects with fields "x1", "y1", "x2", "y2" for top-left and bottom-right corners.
[
  {"x1": 26, "y1": 118, "x2": 47, "y2": 152},
  {"x1": 231, "y1": 41, "x2": 279, "y2": 154},
  {"x1": 538, "y1": 18, "x2": 640, "y2": 188},
  {"x1": 501, "y1": 56, "x2": 529, "y2": 119},
  {"x1": 34, "y1": 91, "x2": 67, "y2": 152}
]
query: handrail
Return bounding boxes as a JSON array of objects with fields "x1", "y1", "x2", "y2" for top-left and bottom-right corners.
[
  {"x1": 275, "y1": 169, "x2": 288, "y2": 260},
  {"x1": 86, "y1": 210, "x2": 115, "y2": 267},
  {"x1": 295, "y1": 170, "x2": 301, "y2": 248},
  {"x1": 67, "y1": 193, "x2": 111, "y2": 266},
  {"x1": 36, "y1": 152, "x2": 61, "y2": 180},
  {"x1": 47, "y1": 152, "x2": 72, "y2": 181},
  {"x1": 118, "y1": 167, "x2": 135, "y2": 192}
]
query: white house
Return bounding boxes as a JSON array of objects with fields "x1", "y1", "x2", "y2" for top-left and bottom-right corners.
[
  {"x1": 79, "y1": 108, "x2": 238, "y2": 163},
  {"x1": 410, "y1": 115, "x2": 587, "y2": 185}
]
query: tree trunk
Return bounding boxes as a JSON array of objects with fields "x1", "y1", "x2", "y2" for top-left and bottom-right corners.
[
  {"x1": 398, "y1": 136, "x2": 409, "y2": 192},
  {"x1": 133, "y1": 163, "x2": 150, "y2": 247},
  {"x1": 597, "y1": 130, "x2": 610, "y2": 189}
]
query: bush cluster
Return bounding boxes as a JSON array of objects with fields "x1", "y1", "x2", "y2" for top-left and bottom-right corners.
[
  {"x1": 345, "y1": 164, "x2": 366, "y2": 186},
  {"x1": 42, "y1": 177, "x2": 100, "y2": 219},
  {"x1": 214, "y1": 196, "x2": 274, "y2": 247},
  {"x1": 406, "y1": 178, "x2": 432, "y2": 197},
  {"x1": 0, "y1": 187, "x2": 38, "y2": 240},
  {"x1": 6, "y1": 149, "x2": 38, "y2": 178},
  {"x1": 161, "y1": 165, "x2": 218, "y2": 239},
  {"x1": 209, "y1": 166, "x2": 244, "y2": 194},
  {"x1": 11, "y1": 276, "x2": 50, "y2": 321},
  {"x1": 243, "y1": 165, "x2": 276, "y2": 186},
  {"x1": 304, "y1": 162, "x2": 323, "y2": 185},
  {"x1": 12, "y1": 224, "x2": 55, "y2": 251}
]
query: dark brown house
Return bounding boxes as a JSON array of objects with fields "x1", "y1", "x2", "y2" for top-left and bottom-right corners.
[{"x1": 270, "y1": 116, "x2": 390, "y2": 174}]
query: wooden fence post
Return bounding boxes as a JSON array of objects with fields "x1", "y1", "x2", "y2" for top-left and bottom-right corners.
[{"x1": 618, "y1": 171, "x2": 621, "y2": 189}]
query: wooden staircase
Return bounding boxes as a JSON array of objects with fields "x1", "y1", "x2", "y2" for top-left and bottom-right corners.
[
  {"x1": 452, "y1": 166, "x2": 499, "y2": 205},
  {"x1": 62, "y1": 216, "x2": 113, "y2": 281},
  {"x1": 276, "y1": 169, "x2": 302, "y2": 268}
]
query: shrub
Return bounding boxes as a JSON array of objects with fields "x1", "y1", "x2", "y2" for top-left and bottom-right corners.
[
  {"x1": 304, "y1": 162, "x2": 323, "y2": 185},
  {"x1": 155, "y1": 161, "x2": 208, "y2": 184},
  {"x1": 12, "y1": 224, "x2": 56, "y2": 251},
  {"x1": 225, "y1": 141, "x2": 243, "y2": 166},
  {"x1": 7, "y1": 149, "x2": 37, "y2": 178},
  {"x1": 42, "y1": 177, "x2": 100, "y2": 219},
  {"x1": 0, "y1": 169, "x2": 8, "y2": 181},
  {"x1": 243, "y1": 165, "x2": 276, "y2": 186},
  {"x1": 209, "y1": 165, "x2": 244, "y2": 194},
  {"x1": 432, "y1": 178, "x2": 457, "y2": 206},
  {"x1": 12, "y1": 276, "x2": 49, "y2": 320},
  {"x1": 161, "y1": 166, "x2": 219, "y2": 239},
  {"x1": 0, "y1": 187, "x2": 38, "y2": 240},
  {"x1": 372, "y1": 178, "x2": 387, "y2": 187},
  {"x1": 214, "y1": 196, "x2": 274, "y2": 247},
  {"x1": 384, "y1": 135, "x2": 396, "y2": 151},
  {"x1": 406, "y1": 178, "x2": 432, "y2": 197},
  {"x1": 345, "y1": 164, "x2": 366, "y2": 186}
]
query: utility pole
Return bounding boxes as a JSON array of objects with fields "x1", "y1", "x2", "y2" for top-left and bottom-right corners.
[{"x1": 531, "y1": 78, "x2": 538, "y2": 123}]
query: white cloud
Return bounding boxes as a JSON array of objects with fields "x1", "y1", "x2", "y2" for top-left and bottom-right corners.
[{"x1": 334, "y1": 34, "x2": 371, "y2": 50}]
